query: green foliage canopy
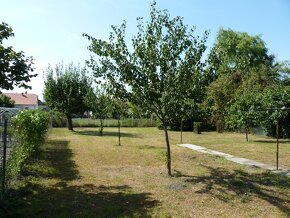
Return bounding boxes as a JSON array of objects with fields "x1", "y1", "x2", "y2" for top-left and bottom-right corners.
[
  {"x1": 84, "y1": 1, "x2": 208, "y2": 175},
  {"x1": 205, "y1": 28, "x2": 280, "y2": 127},
  {"x1": 0, "y1": 22, "x2": 35, "y2": 90},
  {"x1": 44, "y1": 63, "x2": 92, "y2": 131},
  {"x1": 0, "y1": 94, "x2": 14, "y2": 107},
  {"x1": 8, "y1": 110, "x2": 49, "y2": 179}
]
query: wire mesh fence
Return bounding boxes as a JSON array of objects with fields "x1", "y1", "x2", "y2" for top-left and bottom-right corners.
[{"x1": 0, "y1": 107, "x2": 20, "y2": 198}]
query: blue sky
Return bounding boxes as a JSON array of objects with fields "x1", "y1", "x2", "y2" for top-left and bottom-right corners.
[{"x1": 1, "y1": 0, "x2": 290, "y2": 100}]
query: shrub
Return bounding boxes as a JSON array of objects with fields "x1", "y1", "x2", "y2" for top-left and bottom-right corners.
[
  {"x1": 51, "y1": 111, "x2": 67, "y2": 127},
  {"x1": 7, "y1": 110, "x2": 49, "y2": 179},
  {"x1": 71, "y1": 118, "x2": 157, "y2": 128},
  {"x1": 193, "y1": 122, "x2": 202, "y2": 134}
]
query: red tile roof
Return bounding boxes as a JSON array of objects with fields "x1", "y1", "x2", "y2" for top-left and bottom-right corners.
[{"x1": 3, "y1": 93, "x2": 38, "y2": 106}]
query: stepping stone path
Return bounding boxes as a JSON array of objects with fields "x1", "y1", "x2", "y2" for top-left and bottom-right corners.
[{"x1": 178, "y1": 144, "x2": 290, "y2": 177}]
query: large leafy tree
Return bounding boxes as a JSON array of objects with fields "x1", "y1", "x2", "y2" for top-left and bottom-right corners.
[
  {"x1": 44, "y1": 63, "x2": 91, "y2": 131},
  {"x1": 84, "y1": 1, "x2": 208, "y2": 175},
  {"x1": 207, "y1": 28, "x2": 275, "y2": 78},
  {"x1": 0, "y1": 22, "x2": 35, "y2": 90},
  {"x1": 205, "y1": 29, "x2": 279, "y2": 128}
]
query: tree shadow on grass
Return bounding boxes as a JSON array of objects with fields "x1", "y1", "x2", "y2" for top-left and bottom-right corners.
[
  {"x1": 173, "y1": 166, "x2": 290, "y2": 215},
  {"x1": 252, "y1": 140, "x2": 290, "y2": 144},
  {"x1": 74, "y1": 130, "x2": 141, "y2": 138},
  {"x1": 0, "y1": 138, "x2": 158, "y2": 217},
  {"x1": 1, "y1": 183, "x2": 158, "y2": 217},
  {"x1": 138, "y1": 144, "x2": 166, "y2": 150},
  {"x1": 22, "y1": 140, "x2": 80, "y2": 181}
]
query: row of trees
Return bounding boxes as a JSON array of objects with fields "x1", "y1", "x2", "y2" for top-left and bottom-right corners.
[
  {"x1": 3, "y1": 2, "x2": 288, "y2": 176},
  {"x1": 43, "y1": 2, "x2": 290, "y2": 176}
]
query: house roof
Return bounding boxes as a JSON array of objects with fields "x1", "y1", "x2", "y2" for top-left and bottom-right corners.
[{"x1": 3, "y1": 93, "x2": 38, "y2": 106}]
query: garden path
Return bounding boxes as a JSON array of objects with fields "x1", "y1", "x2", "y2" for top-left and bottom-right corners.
[{"x1": 179, "y1": 144, "x2": 290, "y2": 177}]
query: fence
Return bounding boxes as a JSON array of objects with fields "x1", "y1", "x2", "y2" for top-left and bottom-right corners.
[{"x1": 0, "y1": 107, "x2": 19, "y2": 198}]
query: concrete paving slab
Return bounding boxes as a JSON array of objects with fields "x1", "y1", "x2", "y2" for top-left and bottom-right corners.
[{"x1": 178, "y1": 143, "x2": 289, "y2": 177}]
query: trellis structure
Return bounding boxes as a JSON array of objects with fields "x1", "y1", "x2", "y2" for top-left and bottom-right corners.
[{"x1": 0, "y1": 107, "x2": 21, "y2": 198}]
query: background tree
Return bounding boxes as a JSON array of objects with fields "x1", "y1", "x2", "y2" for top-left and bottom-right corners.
[
  {"x1": 0, "y1": 94, "x2": 14, "y2": 107},
  {"x1": 226, "y1": 88, "x2": 264, "y2": 141},
  {"x1": 44, "y1": 63, "x2": 91, "y2": 131},
  {"x1": 204, "y1": 28, "x2": 279, "y2": 129},
  {"x1": 85, "y1": 87, "x2": 111, "y2": 135},
  {"x1": 207, "y1": 28, "x2": 275, "y2": 78},
  {"x1": 0, "y1": 22, "x2": 35, "y2": 90},
  {"x1": 261, "y1": 85, "x2": 290, "y2": 138},
  {"x1": 84, "y1": 1, "x2": 208, "y2": 175}
]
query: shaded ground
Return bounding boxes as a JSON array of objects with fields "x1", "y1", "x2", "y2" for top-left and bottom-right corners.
[
  {"x1": 74, "y1": 130, "x2": 141, "y2": 138},
  {"x1": 0, "y1": 137, "x2": 158, "y2": 217},
  {"x1": 0, "y1": 127, "x2": 289, "y2": 217}
]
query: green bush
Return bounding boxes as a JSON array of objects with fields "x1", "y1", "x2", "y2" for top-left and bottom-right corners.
[
  {"x1": 7, "y1": 110, "x2": 49, "y2": 179},
  {"x1": 51, "y1": 111, "x2": 67, "y2": 127},
  {"x1": 72, "y1": 118, "x2": 156, "y2": 128},
  {"x1": 193, "y1": 122, "x2": 202, "y2": 134}
]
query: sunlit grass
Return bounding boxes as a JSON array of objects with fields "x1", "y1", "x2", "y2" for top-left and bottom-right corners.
[{"x1": 1, "y1": 127, "x2": 289, "y2": 217}]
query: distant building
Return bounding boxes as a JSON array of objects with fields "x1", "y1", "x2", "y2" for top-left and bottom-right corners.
[{"x1": 3, "y1": 93, "x2": 38, "y2": 109}]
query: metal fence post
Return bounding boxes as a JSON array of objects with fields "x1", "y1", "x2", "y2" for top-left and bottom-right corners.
[{"x1": 1, "y1": 118, "x2": 8, "y2": 197}]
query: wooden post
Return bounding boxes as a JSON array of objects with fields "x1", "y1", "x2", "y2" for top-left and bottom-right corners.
[
  {"x1": 118, "y1": 116, "x2": 121, "y2": 146},
  {"x1": 276, "y1": 117, "x2": 279, "y2": 170},
  {"x1": 180, "y1": 120, "x2": 183, "y2": 144}
]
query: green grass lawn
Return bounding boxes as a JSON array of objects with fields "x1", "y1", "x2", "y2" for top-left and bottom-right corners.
[{"x1": 1, "y1": 127, "x2": 289, "y2": 217}]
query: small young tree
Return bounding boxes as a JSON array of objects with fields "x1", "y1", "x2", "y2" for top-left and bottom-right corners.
[
  {"x1": 226, "y1": 89, "x2": 264, "y2": 141},
  {"x1": 261, "y1": 86, "x2": 290, "y2": 138},
  {"x1": 111, "y1": 98, "x2": 128, "y2": 146},
  {"x1": 44, "y1": 63, "x2": 91, "y2": 131},
  {"x1": 85, "y1": 88, "x2": 111, "y2": 135},
  {"x1": 84, "y1": 1, "x2": 208, "y2": 175}
]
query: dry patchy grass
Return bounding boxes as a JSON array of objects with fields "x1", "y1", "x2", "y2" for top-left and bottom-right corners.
[{"x1": 1, "y1": 127, "x2": 289, "y2": 217}]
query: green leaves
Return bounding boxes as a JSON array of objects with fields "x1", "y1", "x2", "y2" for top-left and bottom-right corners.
[
  {"x1": 85, "y1": 88, "x2": 111, "y2": 120},
  {"x1": 44, "y1": 63, "x2": 92, "y2": 118},
  {"x1": 7, "y1": 110, "x2": 49, "y2": 179},
  {"x1": 226, "y1": 89, "x2": 264, "y2": 129},
  {"x1": 261, "y1": 86, "x2": 290, "y2": 138},
  {"x1": 84, "y1": 1, "x2": 208, "y2": 125},
  {"x1": 0, "y1": 22, "x2": 36, "y2": 90},
  {"x1": 0, "y1": 94, "x2": 14, "y2": 107},
  {"x1": 204, "y1": 28, "x2": 282, "y2": 129}
]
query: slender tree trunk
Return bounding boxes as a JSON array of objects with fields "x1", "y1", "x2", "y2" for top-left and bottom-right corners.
[
  {"x1": 180, "y1": 120, "x2": 183, "y2": 144},
  {"x1": 276, "y1": 117, "x2": 279, "y2": 170},
  {"x1": 99, "y1": 119, "x2": 104, "y2": 136},
  {"x1": 118, "y1": 116, "x2": 121, "y2": 146},
  {"x1": 245, "y1": 127, "x2": 249, "y2": 142},
  {"x1": 66, "y1": 115, "x2": 73, "y2": 131},
  {"x1": 163, "y1": 124, "x2": 171, "y2": 176}
]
